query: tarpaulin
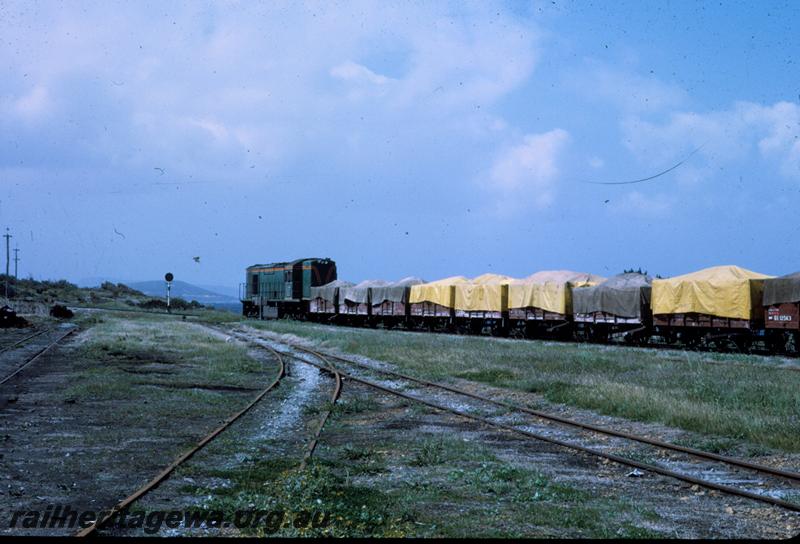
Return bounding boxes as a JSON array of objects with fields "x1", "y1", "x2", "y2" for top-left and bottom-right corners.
[
  {"x1": 409, "y1": 276, "x2": 470, "y2": 306},
  {"x1": 310, "y1": 280, "x2": 354, "y2": 304},
  {"x1": 573, "y1": 272, "x2": 651, "y2": 318},
  {"x1": 763, "y1": 271, "x2": 800, "y2": 306},
  {"x1": 453, "y1": 273, "x2": 516, "y2": 312},
  {"x1": 508, "y1": 270, "x2": 605, "y2": 314},
  {"x1": 341, "y1": 280, "x2": 391, "y2": 304},
  {"x1": 370, "y1": 277, "x2": 425, "y2": 305},
  {"x1": 651, "y1": 265, "x2": 772, "y2": 320}
]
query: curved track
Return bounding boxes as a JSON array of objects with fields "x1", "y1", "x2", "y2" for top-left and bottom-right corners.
[
  {"x1": 288, "y1": 342, "x2": 800, "y2": 482},
  {"x1": 76, "y1": 343, "x2": 286, "y2": 537},
  {"x1": 232, "y1": 331, "x2": 800, "y2": 514},
  {"x1": 299, "y1": 350, "x2": 342, "y2": 469}
]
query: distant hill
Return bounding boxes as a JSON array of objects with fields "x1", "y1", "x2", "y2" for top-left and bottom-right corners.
[
  {"x1": 127, "y1": 280, "x2": 238, "y2": 304},
  {"x1": 196, "y1": 284, "x2": 240, "y2": 299}
]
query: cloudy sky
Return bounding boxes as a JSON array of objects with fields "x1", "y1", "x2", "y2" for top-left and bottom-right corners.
[{"x1": 2, "y1": 0, "x2": 799, "y2": 290}]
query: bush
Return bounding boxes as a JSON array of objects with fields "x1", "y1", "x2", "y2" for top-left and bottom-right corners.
[{"x1": 136, "y1": 297, "x2": 204, "y2": 311}]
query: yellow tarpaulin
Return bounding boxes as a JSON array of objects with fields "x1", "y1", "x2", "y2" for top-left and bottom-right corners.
[
  {"x1": 508, "y1": 270, "x2": 605, "y2": 314},
  {"x1": 409, "y1": 276, "x2": 470, "y2": 306},
  {"x1": 454, "y1": 274, "x2": 516, "y2": 312},
  {"x1": 651, "y1": 265, "x2": 772, "y2": 320}
]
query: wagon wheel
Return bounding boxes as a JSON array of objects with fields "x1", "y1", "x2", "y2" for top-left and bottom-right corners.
[
  {"x1": 623, "y1": 331, "x2": 649, "y2": 347},
  {"x1": 788, "y1": 331, "x2": 799, "y2": 355},
  {"x1": 764, "y1": 331, "x2": 786, "y2": 354},
  {"x1": 679, "y1": 331, "x2": 702, "y2": 349},
  {"x1": 588, "y1": 327, "x2": 609, "y2": 344},
  {"x1": 731, "y1": 335, "x2": 752, "y2": 353}
]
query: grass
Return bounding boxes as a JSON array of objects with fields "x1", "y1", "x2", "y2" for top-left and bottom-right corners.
[
  {"x1": 392, "y1": 437, "x2": 664, "y2": 538},
  {"x1": 190, "y1": 459, "x2": 414, "y2": 537},
  {"x1": 183, "y1": 430, "x2": 664, "y2": 538},
  {"x1": 85, "y1": 314, "x2": 668, "y2": 538},
  {"x1": 248, "y1": 319, "x2": 800, "y2": 452},
  {"x1": 410, "y1": 438, "x2": 446, "y2": 466},
  {"x1": 64, "y1": 314, "x2": 277, "y2": 442}
]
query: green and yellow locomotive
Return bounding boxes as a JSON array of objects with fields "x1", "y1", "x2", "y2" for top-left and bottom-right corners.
[{"x1": 240, "y1": 258, "x2": 337, "y2": 318}]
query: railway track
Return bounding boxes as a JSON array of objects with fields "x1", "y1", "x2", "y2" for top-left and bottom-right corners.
[
  {"x1": 0, "y1": 328, "x2": 50, "y2": 356},
  {"x1": 300, "y1": 350, "x2": 342, "y2": 469},
  {"x1": 0, "y1": 327, "x2": 77, "y2": 387},
  {"x1": 69, "y1": 305, "x2": 200, "y2": 318},
  {"x1": 76, "y1": 342, "x2": 287, "y2": 537},
  {"x1": 288, "y1": 342, "x2": 800, "y2": 481},
  {"x1": 32, "y1": 309, "x2": 795, "y2": 526},
  {"x1": 228, "y1": 329, "x2": 800, "y2": 514},
  {"x1": 200, "y1": 323, "x2": 343, "y2": 470}
]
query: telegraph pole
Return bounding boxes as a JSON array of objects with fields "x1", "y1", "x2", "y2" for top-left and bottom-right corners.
[
  {"x1": 3, "y1": 229, "x2": 11, "y2": 298},
  {"x1": 13, "y1": 245, "x2": 19, "y2": 278}
]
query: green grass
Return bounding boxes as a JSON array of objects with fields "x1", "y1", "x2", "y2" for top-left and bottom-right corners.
[
  {"x1": 392, "y1": 442, "x2": 664, "y2": 538},
  {"x1": 409, "y1": 438, "x2": 446, "y2": 466},
  {"x1": 64, "y1": 314, "x2": 276, "y2": 436},
  {"x1": 185, "y1": 433, "x2": 664, "y2": 538},
  {"x1": 249, "y1": 320, "x2": 800, "y2": 452},
  {"x1": 191, "y1": 459, "x2": 414, "y2": 537}
]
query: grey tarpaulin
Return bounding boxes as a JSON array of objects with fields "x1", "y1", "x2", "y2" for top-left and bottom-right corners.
[
  {"x1": 341, "y1": 280, "x2": 391, "y2": 304},
  {"x1": 370, "y1": 277, "x2": 425, "y2": 305},
  {"x1": 311, "y1": 280, "x2": 354, "y2": 304},
  {"x1": 573, "y1": 272, "x2": 652, "y2": 318},
  {"x1": 763, "y1": 271, "x2": 800, "y2": 305}
]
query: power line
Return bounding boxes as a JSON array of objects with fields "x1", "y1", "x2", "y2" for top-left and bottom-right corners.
[
  {"x1": 579, "y1": 144, "x2": 706, "y2": 186},
  {"x1": 3, "y1": 228, "x2": 11, "y2": 298}
]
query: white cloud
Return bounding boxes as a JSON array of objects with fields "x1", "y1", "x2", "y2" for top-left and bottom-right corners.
[
  {"x1": 330, "y1": 61, "x2": 390, "y2": 85},
  {"x1": 743, "y1": 101, "x2": 800, "y2": 178},
  {"x1": 622, "y1": 101, "x2": 800, "y2": 181},
  {"x1": 487, "y1": 129, "x2": 570, "y2": 210},
  {"x1": 391, "y1": 13, "x2": 539, "y2": 111},
  {"x1": 187, "y1": 117, "x2": 230, "y2": 142},
  {"x1": 588, "y1": 156, "x2": 604, "y2": 169},
  {"x1": 0, "y1": 2, "x2": 541, "y2": 186},
  {"x1": 5, "y1": 85, "x2": 52, "y2": 120},
  {"x1": 566, "y1": 60, "x2": 687, "y2": 114}
]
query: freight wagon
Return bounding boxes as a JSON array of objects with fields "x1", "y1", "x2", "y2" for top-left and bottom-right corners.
[{"x1": 763, "y1": 272, "x2": 800, "y2": 353}]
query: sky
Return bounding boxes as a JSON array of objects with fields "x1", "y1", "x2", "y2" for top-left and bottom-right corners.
[{"x1": 1, "y1": 0, "x2": 799, "y2": 291}]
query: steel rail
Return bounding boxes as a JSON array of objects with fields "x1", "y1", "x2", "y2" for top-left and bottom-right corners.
[
  {"x1": 299, "y1": 350, "x2": 342, "y2": 469},
  {"x1": 0, "y1": 328, "x2": 76, "y2": 386},
  {"x1": 76, "y1": 344, "x2": 286, "y2": 537},
  {"x1": 284, "y1": 342, "x2": 800, "y2": 483},
  {"x1": 0, "y1": 328, "x2": 50, "y2": 356},
  {"x1": 68, "y1": 305, "x2": 199, "y2": 318},
  {"x1": 246, "y1": 338, "x2": 800, "y2": 513},
  {"x1": 202, "y1": 325, "x2": 343, "y2": 467}
]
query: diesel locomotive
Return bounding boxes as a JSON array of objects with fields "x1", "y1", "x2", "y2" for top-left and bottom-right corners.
[{"x1": 240, "y1": 258, "x2": 337, "y2": 319}]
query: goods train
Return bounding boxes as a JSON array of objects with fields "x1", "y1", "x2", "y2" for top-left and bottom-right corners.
[{"x1": 240, "y1": 258, "x2": 800, "y2": 354}]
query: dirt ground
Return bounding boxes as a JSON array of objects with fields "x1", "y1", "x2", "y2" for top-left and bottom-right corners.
[{"x1": 1, "y1": 314, "x2": 798, "y2": 538}]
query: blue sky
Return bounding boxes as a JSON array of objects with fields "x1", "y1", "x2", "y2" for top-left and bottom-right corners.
[{"x1": 1, "y1": 0, "x2": 798, "y2": 290}]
